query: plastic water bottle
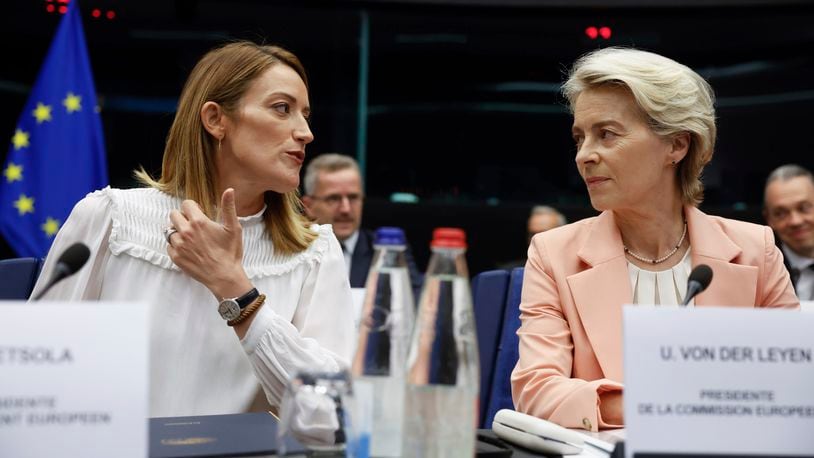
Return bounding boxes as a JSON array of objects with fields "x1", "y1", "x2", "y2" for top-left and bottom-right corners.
[
  {"x1": 402, "y1": 227, "x2": 479, "y2": 458},
  {"x1": 351, "y1": 227, "x2": 416, "y2": 457}
]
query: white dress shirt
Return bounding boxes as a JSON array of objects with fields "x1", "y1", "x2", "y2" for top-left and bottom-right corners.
[
  {"x1": 782, "y1": 245, "x2": 814, "y2": 301},
  {"x1": 628, "y1": 248, "x2": 693, "y2": 306},
  {"x1": 30, "y1": 187, "x2": 355, "y2": 417}
]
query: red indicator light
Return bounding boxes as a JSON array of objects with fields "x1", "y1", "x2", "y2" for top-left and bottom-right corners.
[
  {"x1": 599, "y1": 26, "x2": 612, "y2": 39},
  {"x1": 106, "y1": 10, "x2": 116, "y2": 20},
  {"x1": 585, "y1": 26, "x2": 599, "y2": 40},
  {"x1": 91, "y1": 8, "x2": 101, "y2": 18}
]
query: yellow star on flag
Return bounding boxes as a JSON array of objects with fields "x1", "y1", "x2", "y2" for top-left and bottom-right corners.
[
  {"x1": 32, "y1": 102, "x2": 53, "y2": 123},
  {"x1": 4, "y1": 163, "x2": 23, "y2": 183},
  {"x1": 42, "y1": 217, "x2": 61, "y2": 237},
  {"x1": 11, "y1": 129, "x2": 30, "y2": 150},
  {"x1": 13, "y1": 194, "x2": 35, "y2": 215},
  {"x1": 63, "y1": 92, "x2": 82, "y2": 113}
]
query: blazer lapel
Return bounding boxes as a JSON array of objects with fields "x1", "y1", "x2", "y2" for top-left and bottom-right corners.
[
  {"x1": 565, "y1": 207, "x2": 759, "y2": 381},
  {"x1": 686, "y1": 206, "x2": 757, "y2": 307},
  {"x1": 568, "y1": 211, "x2": 631, "y2": 381}
]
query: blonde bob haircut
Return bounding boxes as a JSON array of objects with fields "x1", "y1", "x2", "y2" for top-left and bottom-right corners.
[
  {"x1": 135, "y1": 41, "x2": 317, "y2": 255},
  {"x1": 562, "y1": 47, "x2": 717, "y2": 206}
]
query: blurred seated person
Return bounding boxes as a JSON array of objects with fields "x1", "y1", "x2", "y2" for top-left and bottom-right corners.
[
  {"x1": 511, "y1": 47, "x2": 799, "y2": 432},
  {"x1": 498, "y1": 205, "x2": 566, "y2": 270},
  {"x1": 763, "y1": 164, "x2": 814, "y2": 300},
  {"x1": 31, "y1": 41, "x2": 355, "y2": 417},
  {"x1": 302, "y1": 153, "x2": 423, "y2": 295}
]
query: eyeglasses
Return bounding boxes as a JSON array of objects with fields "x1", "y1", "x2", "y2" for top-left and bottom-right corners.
[{"x1": 310, "y1": 193, "x2": 364, "y2": 208}]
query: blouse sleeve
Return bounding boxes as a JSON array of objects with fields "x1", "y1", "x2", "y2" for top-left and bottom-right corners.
[
  {"x1": 511, "y1": 236, "x2": 623, "y2": 431},
  {"x1": 29, "y1": 191, "x2": 114, "y2": 301},
  {"x1": 241, "y1": 230, "x2": 356, "y2": 406}
]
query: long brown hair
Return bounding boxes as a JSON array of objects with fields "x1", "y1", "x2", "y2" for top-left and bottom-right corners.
[{"x1": 135, "y1": 41, "x2": 317, "y2": 254}]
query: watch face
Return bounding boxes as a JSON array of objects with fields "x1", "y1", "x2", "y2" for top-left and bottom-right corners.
[{"x1": 218, "y1": 299, "x2": 241, "y2": 321}]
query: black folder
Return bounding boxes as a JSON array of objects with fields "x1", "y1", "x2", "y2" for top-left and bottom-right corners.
[{"x1": 149, "y1": 413, "x2": 306, "y2": 458}]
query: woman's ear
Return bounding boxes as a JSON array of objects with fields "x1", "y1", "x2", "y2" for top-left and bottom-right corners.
[
  {"x1": 669, "y1": 132, "x2": 691, "y2": 164},
  {"x1": 200, "y1": 101, "x2": 226, "y2": 139}
]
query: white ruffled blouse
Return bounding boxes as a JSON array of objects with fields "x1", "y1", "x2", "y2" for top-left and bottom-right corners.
[
  {"x1": 30, "y1": 187, "x2": 355, "y2": 417},
  {"x1": 628, "y1": 248, "x2": 694, "y2": 306}
]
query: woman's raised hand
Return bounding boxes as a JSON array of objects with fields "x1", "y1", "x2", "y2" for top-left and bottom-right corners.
[{"x1": 167, "y1": 188, "x2": 253, "y2": 299}]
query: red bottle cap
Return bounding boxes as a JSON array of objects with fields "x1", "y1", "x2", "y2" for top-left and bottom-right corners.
[{"x1": 431, "y1": 227, "x2": 467, "y2": 249}]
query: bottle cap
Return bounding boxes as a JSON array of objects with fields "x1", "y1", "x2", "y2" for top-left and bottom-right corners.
[
  {"x1": 374, "y1": 227, "x2": 406, "y2": 246},
  {"x1": 431, "y1": 227, "x2": 467, "y2": 249}
]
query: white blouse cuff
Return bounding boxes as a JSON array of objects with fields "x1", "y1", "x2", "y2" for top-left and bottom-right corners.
[{"x1": 241, "y1": 305, "x2": 276, "y2": 354}]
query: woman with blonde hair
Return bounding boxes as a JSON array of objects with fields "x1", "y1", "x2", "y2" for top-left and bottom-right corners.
[
  {"x1": 511, "y1": 47, "x2": 798, "y2": 431},
  {"x1": 32, "y1": 41, "x2": 354, "y2": 417}
]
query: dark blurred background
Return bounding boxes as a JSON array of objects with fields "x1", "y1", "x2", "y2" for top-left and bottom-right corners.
[{"x1": 2, "y1": 0, "x2": 814, "y2": 274}]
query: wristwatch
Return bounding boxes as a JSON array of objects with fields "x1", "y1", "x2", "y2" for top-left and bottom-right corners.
[{"x1": 218, "y1": 288, "x2": 259, "y2": 321}]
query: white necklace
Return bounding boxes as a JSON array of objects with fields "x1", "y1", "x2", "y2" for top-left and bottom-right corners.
[{"x1": 624, "y1": 221, "x2": 688, "y2": 265}]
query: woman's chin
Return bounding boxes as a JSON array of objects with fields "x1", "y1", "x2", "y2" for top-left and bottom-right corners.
[
  {"x1": 588, "y1": 196, "x2": 612, "y2": 212},
  {"x1": 266, "y1": 179, "x2": 299, "y2": 195}
]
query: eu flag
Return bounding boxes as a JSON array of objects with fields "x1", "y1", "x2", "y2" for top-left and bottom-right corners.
[{"x1": 0, "y1": 1, "x2": 108, "y2": 258}]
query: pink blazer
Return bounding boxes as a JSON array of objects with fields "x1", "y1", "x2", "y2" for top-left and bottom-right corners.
[{"x1": 511, "y1": 206, "x2": 799, "y2": 431}]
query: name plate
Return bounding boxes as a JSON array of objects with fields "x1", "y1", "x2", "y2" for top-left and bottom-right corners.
[
  {"x1": 0, "y1": 302, "x2": 148, "y2": 458},
  {"x1": 623, "y1": 306, "x2": 814, "y2": 458}
]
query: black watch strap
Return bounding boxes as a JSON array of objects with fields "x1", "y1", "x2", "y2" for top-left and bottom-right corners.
[{"x1": 234, "y1": 288, "x2": 260, "y2": 309}]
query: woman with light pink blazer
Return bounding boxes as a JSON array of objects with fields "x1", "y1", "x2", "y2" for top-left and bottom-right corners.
[{"x1": 510, "y1": 48, "x2": 799, "y2": 432}]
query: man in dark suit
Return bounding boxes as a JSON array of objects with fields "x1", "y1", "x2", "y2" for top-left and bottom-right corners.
[
  {"x1": 764, "y1": 164, "x2": 814, "y2": 301},
  {"x1": 302, "y1": 153, "x2": 423, "y2": 294},
  {"x1": 497, "y1": 205, "x2": 566, "y2": 270}
]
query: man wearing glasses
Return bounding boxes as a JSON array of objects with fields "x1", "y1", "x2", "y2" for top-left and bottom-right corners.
[
  {"x1": 302, "y1": 153, "x2": 423, "y2": 294},
  {"x1": 763, "y1": 164, "x2": 814, "y2": 301}
]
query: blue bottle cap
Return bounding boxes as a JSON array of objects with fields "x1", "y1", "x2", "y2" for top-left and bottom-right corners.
[{"x1": 374, "y1": 227, "x2": 406, "y2": 246}]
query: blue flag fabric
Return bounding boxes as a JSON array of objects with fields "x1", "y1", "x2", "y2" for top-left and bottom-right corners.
[{"x1": 0, "y1": 2, "x2": 108, "y2": 258}]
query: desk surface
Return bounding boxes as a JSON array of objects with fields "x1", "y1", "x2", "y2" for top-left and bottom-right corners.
[{"x1": 149, "y1": 413, "x2": 621, "y2": 458}]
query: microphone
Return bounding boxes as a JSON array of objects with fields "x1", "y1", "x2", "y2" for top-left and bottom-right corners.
[
  {"x1": 31, "y1": 242, "x2": 91, "y2": 301},
  {"x1": 681, "y1": 264, "x2": 713, "y2": 306}
]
